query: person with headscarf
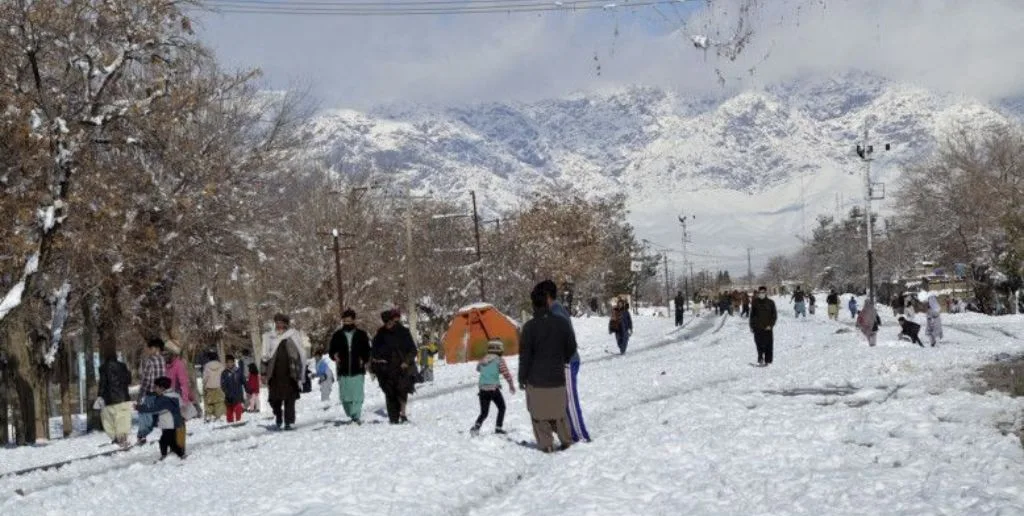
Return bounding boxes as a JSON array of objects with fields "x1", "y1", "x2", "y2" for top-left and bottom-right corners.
[
  {"x1": 261, "y1": 313, "x2": 306, "y2": 430},
  {"x1": 370, "y1": 309, "x2": 417, "y2": 424},
  {"x1": 164, "y1": 340, "x2": 197, "y2": 420}
]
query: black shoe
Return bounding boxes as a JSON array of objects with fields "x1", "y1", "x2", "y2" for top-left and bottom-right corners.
[
  {"x1": 284, "y1": 424, "x2": 293, "y2": 431},
  {"x1": 494, "y1": 428, "x2": 506, "y2": 435},
  {"x1": 399, "y1": 415, "x2": 409, "y2": 424},
  {"x1": 470, "y1": 425, "x2": 481, "y2": 436}
]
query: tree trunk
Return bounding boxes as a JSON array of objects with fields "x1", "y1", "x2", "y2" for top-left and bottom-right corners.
[
  {"x1": 6, "y1": 314, "x2": 38, "y2": 445},
  {"x1": 35, "y1": 334, "x2": 51, "y2": 441},
  {"x1": 58, "y1": 341, "x2": 72, "y2": 437},
  {"x1": 244, "y1": 273, "x2": 263, "y2": 365},
  {"x1": 97, "y1": 275, "x2": 122, "y2": 362},
  {"x1": 82, "y1": 291, "x2": 100, "y2": 432}
]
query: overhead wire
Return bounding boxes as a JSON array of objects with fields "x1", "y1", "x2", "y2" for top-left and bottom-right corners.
[{"x1": 202, "y1": 0, "x2": 686, "y2": 15}]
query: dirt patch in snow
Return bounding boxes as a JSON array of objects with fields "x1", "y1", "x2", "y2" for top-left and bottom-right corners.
[{"x1": 973, "y1": 353, "x2": 1024, "y2": 448}]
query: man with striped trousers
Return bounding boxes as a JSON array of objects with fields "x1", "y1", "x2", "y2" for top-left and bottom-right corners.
[{"x1": 539, "y1": 280, "x2": 591, "y2": 443}]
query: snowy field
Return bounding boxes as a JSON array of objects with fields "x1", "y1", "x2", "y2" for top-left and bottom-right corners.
[{"x1": 3, "y1": 300, "x2": 1024, "y2": 515}]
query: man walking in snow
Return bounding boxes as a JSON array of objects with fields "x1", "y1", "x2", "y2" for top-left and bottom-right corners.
[
  {"x1": 520, "y1": 284, "x2": 577, "y2": 453},
  {"x1": 674, "y1": 291, "x2": 686, "y2": 327},
  {"x1": 329, "y1": 309, "x2": 371, "y2": 423},
  {"x1": 749, "y1": 286, "x2": 778, "y2": 366},
  {"x1": 848, "y1": 296, "x2": 859, "y2": 319},
  {"x1": 791, "y1": 286, "x2": 807, "y2": 318},
  {"x1": 371, "y1": 309, "x2": 418, "y2": 424},
  {"x1": 539, "y1": 280, "x2": 590, "y2": 443},
  {"x1": 262, "y1": 313, "x2": 306, "y2": 430},
  {"x1": 826, "y1": 288, "x2": 840, "y2": 320}
]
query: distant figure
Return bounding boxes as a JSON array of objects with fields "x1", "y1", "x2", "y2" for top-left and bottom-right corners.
[
  {"x1": 848, "y1": 296, "x2": 858, "y2": 319},
  {"x1": 674, "y1": 291, "x2": 686, "y2": 327},
  {"x1": 609, "y1": 300, "x2": 633, "y2": 355},
  {"x1": 808, "y1": 293, "x2": 816, "y2": 315},
  {"x1": 826, "y1": 289, "x2": 840, "y2": 321},
  {"x1": 749, "y1": 286, "x2": 778, "y2": 366},
  {"x1": 791, "y1": 287, "x2": 807, "y2": 318},
  {"x1": 925, "y1": 291, "x2": 943, "y2": 347},
  {"x1": 857, "y1": 307, "x2": 881, "y2": 347}
]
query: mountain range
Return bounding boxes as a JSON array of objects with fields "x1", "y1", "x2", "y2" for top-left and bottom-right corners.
[{"x1": 306, "y1": 71, "x2": 1023, "y2": 277}]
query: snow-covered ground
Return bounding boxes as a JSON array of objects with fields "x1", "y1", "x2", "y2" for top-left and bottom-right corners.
[{"x1": 3, "y1": 302, "x2": 1024, "y2": 515}]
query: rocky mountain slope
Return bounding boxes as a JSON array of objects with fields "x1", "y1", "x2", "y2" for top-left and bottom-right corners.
[{"x1": 307, "y1": 72, "x2": 1021, "y2": 274}]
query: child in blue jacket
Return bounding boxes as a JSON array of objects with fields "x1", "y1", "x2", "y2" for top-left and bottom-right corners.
[{"x1": 138, "y1": 376, "x2": 185, "y2": 459}]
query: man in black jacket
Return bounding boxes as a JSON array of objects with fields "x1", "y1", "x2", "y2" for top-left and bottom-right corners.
[
  {"x1": 519, "y1": 284, "x2": 578, "y2": 453},
  {"x1": 826, "y1": 288, "x2": 840, "y2": 320},
  {"x1": 98, "y1": 355, "x2": 132, "y2": 447},
  {"x1": 749, "y1": 286, "x2": 778, "y2": 366},
  {"x1": 371, "y1": 309, "x2": 418, "y2": 424},
  {"x1": 329, "y1": 309, "x2": 372, "y2": 423}
]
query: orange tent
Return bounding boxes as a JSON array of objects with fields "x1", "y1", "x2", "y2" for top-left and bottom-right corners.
[{"x1": 442, "y1": 303, "x2": 520, "y2": 364}]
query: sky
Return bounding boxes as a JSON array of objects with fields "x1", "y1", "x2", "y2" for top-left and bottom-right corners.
[{"x1": 196, "y1": 0, "x2": 1024, "y2": 109}]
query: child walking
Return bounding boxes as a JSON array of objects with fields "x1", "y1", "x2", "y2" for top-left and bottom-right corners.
[
  {"x1": 221, "y1": 354, "x2": 246, "y2": 423},
  {"x1": 470, "y1": 340, "x2": 516, "y2": 436},
  {"x1": 316, "y1": 348, "x2": 336, "y2": 404},
  {"x1": 245, "y1": 363, "x2": 261, "y2": 413},
  {"x1": 137, "y1": 376, "x2": 186, "y2": 460}
]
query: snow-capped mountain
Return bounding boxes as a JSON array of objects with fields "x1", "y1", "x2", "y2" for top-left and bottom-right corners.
[{"x1": 308, "y1": 72, "x2": 1022, "y2": 275}]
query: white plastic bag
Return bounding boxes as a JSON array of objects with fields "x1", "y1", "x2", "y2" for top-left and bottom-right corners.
[{"x1": 93, "y1": 397, "x2": 106, "y2": 410}]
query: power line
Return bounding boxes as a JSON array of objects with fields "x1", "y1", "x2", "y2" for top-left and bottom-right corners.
[
  {"x1": 202, "y1": 0, "x2": 683, "y2": 15},
  {"x1": 211, "y1": 0, "x2": 619, "y2": 6}
]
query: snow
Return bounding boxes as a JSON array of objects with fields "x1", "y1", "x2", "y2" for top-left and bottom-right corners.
[
  {"x1": 3, "y1": 308, "x2": 1024, "y2": 514},
  {"x1": 0, "y1": 280, "x2": 26, "y2": 323},
  {"x1": 0, "y1": 253, "x2": 40, "y2": 323},
  {"x1": 44, "y1": 281, "x2": 71, "y2": 366},
  {"x1": 37, "y1": 206, "x2": 56, "y2": 232}
]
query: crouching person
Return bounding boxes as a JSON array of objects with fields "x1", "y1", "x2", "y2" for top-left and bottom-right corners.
[
  {"x1": 519, "y1": 284, "x2": 577, "y2": 453},
  {"x1": 897, "y1": 316, "x2": 924, "y2": 347},
  {"x1": 137, "y1": 376, "x2": 186, "y2": 460}
]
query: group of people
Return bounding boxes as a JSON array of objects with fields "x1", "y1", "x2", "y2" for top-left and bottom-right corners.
[{"x1": 745, "y1": 286, "x2": 947, "y2": 363}]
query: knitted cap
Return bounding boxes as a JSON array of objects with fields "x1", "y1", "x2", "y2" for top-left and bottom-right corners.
[{"x1": 487, "y1": 340, "x2": 503, "y2": 354}]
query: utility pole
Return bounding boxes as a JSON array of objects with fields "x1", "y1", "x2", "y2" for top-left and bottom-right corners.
[
  {"x1": 678, "y1": 214, "x2": 694, "y2": 311},
  {"x1": 404, "y1": 186, "x2": 418, "y2": 339},
  {"x1": 746, "y1": 247, "x2": 753, "y2": 287},
  {"x1": 856, "y1": 119, "x2": 890, "y2": 308},
  {"x1": 663, "y1": 253, "x2": 670, "y2": 311},
  {"x1": 331, "y1": 229, "x2": 345, "y2": 319},
  {"x1": 471, "y1": 190, "x2": 485, "y2": 301}
]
